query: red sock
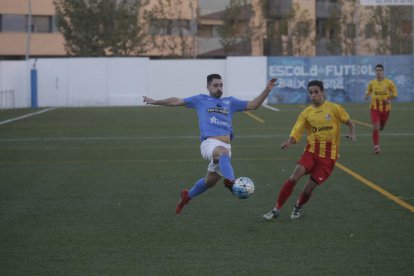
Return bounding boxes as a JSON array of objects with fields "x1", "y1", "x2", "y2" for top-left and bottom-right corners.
[
  {"x1": 297, "y1": 191, "x2": 312, "y2": 206},
  {"x1": 373, "y1": 129, "x2": 379, "y2": 145},
  {"x1": 275, "y1": 179, "x2": 296, "y2": 209}
]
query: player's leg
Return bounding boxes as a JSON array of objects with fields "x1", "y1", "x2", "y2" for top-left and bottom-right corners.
[
  {"x1": 176, "y1": 171, "x2": 221, "y2": 215},
  {"x1": 290, "y1": 178, "x2": 317, "y2": 220},
  {"x1": 370, "y1": 109, "x2": 381, "y2": 154},
  {"x1": 176, "y1": 176, "x2": 207, "y2": 214},
  {"x1": 188, "y1": 171, "x2": 220, "y2": 198},
  {"x1": 212, "y1": 145, "x2": 235, "y2": 191},
  {"x1": 379, "y1": 111, "x2": 390, "y2": 131},
  {"x1": 176, "y1": 140, "x2": 222, "y2": 214},
  {"x1": 276, "y1": 163, "x2": 307, "y2": 209},
  {"x1": 263, "y1": 153, "x2": 312, "y2": 221},
  {"x1": 176, "y1": 188, "x2": 191, "y2": 214},
  {"x1": 291, "y1": 158, "x2": 335, "y2": 219},
  {"x1": 201, "y1": 138, "x2": 235, "y2": 191}
]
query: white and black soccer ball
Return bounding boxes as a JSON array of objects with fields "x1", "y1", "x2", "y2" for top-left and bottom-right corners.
[{"x1": 232, "y1": 177, "x2": 255, "y2": 199}]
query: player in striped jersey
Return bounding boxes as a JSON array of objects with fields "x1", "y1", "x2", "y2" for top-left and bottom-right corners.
[
  {"x1": 263, "y1": 80, "x2": 356, "y2": 221},
  {"x1": 365, "y1": 64, "x2": 398, "y2": 154}
]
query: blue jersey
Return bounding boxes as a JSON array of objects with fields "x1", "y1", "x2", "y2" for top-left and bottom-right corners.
[{"x1": 183, "y1": 94, "x2": 248, "y2": 141}]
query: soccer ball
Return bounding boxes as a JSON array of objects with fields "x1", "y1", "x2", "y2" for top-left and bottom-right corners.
[{"x1": 232, "y1": 177, "x2": 255, "y2": 199}]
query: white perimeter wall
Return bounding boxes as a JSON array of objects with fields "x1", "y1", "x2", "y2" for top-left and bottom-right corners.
[
  {"x1": 0, "y1": 57, "x2": 266, "y2": 108},
  {"x1": 0, "y1": 61, "x2": 30, "y2": 108}
]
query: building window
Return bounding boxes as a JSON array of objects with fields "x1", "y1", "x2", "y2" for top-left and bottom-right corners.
[
  {"x1": 197, "y1": 24, "x2": 221, "y2": 38},
  {"x1": 197, "y1": 24, "x2": 211, "y2": 37},
  {"x1": 365, "y1": 22, "x2": 374, "y2": 39},
  {"x1": 32, "y1": 16, "x2": 52, "y2": 33},
  {"x1": 150, "y1": 19, "x2": 191, "y2": 36},
  {"x1": 316, "y1": 18, "x2": 337, "y2": 39},
  {"x1": 0, "y1": 14, "x2": 26, "y2": 32},
  {"x1": 52, "y1": 16, "x2": 60, "y2": 33},
  {"x1": 171, "y1": 20, "x2": 191, "y2": 35},
  {"x1": 345, "y1": 23, "x2": 356, "y2": 38},
  {"x1": 266, "y1": 0, "x2": 293, "y2": 19},
  {"x1": 0, "y1": 14, "x2": 55, "y2": 33},
  {"x1": 211, "y1": 25, "x2": 220, "y2": 37},
  {"x1": 401, "y1": 20, "x2": 412, "y2": 35},
  {"x1": 316, "y1": 18, "x2": 327, "y2": 38}
]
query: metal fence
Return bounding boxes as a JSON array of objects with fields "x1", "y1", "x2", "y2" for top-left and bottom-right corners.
[{"x1": 0, "y1": 90, "x2": 15, "y2": 110}]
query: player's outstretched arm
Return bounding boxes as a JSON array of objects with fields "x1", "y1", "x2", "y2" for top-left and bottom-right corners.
[
  {"x1": 345, "y1": 119, "x2": 356, "y2": 142},
  {"x1": 246, "y1": 78, "x2": 277, "y2": 110},
  {"x1": 281, "y1": 137, "x2": 296, "y2": 149},
  {"x1": 143, "y1": 96, "x2": 185, "y2": 106}
]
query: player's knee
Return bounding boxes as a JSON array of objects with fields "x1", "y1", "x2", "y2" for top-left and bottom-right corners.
[
  {"x1": 205, "y1": 180, "x2": 217, "y2": 188},
  {"x1": 205, "y1": 176, "x2": 219, "y2": 187},
  {"x1": 287, "y1": 177, "x2": 298, "y2": 185},
  {"x1": 214, "y1": 147, "x2": 230, "y2": 160}
]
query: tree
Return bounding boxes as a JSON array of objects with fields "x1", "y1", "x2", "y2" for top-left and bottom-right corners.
[
  {"x1": 144, "y1": 0, "x2": 197, "y2": 58},
  {"x1": 288, "y1": 4, "x2": 315, "y2": 56},
  {"x1": 217, "y1": 0, "x2": 252, "y2": 56},
  {"x1": 363, "y1": 5, "x2": 413, "y2": 55},
  {"x1": 323, "y1": 0, "x2": 357, "y2": 55},
  {"x1": 54, "y1": 0, "x2": 148, "y2": 56},
  {"x1": 263, "y1": 2, "x2": 314, "y2": 56}
]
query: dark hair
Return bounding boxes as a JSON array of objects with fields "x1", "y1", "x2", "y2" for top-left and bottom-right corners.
[
  {"x1": 375, "y1": 64, "x2": 384, "y2": 70},
  {"x1": 207, "y1": 74, "x2": 222, "y2": 84},
  {"x1": 307, "y1": 80, "x2": 324, "y2": 91}
]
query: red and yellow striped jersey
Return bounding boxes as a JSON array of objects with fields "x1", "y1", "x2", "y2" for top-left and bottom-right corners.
[
  {"x1": 290, "y1": 101, "x2": 350, "y2": 160},
  {"x1": 366, "y1": 78, "x2": 398, "y2": 111}
]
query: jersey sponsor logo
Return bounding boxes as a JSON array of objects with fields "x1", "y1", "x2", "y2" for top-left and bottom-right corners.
[
  {"x1": 210, "y1": 116, "x2": 231, "y2": 127},
  {"x1": 374, "y1": 91, "x2": 388, "y2": 96},
  {"x1": 312, "y1": 125, "x2": 334, "y2": 133},
  {"x1": 207, "y1": 107, "x2": 229, "y2": 115}
]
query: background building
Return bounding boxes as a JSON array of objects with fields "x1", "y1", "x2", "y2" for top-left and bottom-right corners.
[{"x1": 0, "y1": 0, "x2": 413, "y2": 59}]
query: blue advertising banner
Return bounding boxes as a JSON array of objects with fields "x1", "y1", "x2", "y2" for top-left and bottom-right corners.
[{"x1": 267, "y1": 55, "x2": 414, "y2": 104}]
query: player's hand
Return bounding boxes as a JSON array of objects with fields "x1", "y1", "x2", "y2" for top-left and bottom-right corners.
[
  {"x1": 346, "y1": 134, "x2": 356, "y2": 142},
  {"x1": 281, "y1": 140, "x2": 290, "y2": 149},
  {"x1": 267, "y1": 78, "x2": 277, "y2": 92},
  {"x1": 383, "y1": 99, "x2": 390, "y2": 104},
  {"x1": 143, "y1": 96, "x2": 155, "y2": 105}
]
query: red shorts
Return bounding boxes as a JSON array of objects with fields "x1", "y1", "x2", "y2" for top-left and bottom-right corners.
[
  {"x1": 370, "y1": 109, "x2": 390, "y2": 126},
  {"x1": 298, "y1": 151, "x2": 336, "y2": 185}
]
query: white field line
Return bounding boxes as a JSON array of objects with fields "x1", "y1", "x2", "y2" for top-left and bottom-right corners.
[
  {"x1": 263, "y1": 104, "x2": 280, "y2": 111},
  {"x1": 0, "y1": 108, "x2": 56, "y2": 126},
  {"x1": 0, "y1": 132, "x2": 413, "y2": 142}
]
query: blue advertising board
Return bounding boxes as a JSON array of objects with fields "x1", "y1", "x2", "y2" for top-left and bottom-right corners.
[{"x1": 267, "y1": 55, "x2": 414, "y2": 104}]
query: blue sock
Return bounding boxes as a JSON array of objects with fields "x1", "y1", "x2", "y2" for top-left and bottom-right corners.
[
  {"x1": 188, "y1": 178, "x2": 208, "y2": 198},
  {"x1": 219, "y1": 154, "x2": 235, "y2": 181}
]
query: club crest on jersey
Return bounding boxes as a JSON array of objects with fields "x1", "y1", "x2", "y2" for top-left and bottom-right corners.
[{"x1": 324, "y1": 113, "x2": 331, "y2": 121}]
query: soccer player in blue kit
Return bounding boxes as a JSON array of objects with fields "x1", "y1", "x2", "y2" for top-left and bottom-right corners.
[{"x1": 143, "y1": 74, "x2": 277, "y2": 214}]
